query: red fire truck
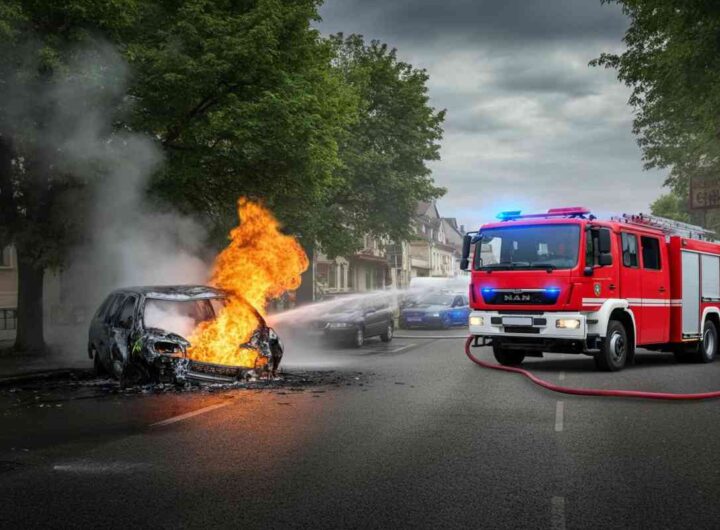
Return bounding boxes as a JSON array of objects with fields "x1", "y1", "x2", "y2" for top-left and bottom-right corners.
[{"x1": 460, "y1": 207, "x2": 720, "y2": 371}]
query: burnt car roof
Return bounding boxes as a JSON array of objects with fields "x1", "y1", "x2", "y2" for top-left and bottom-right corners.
[{"x1": 110, "y1": 285, "x2": 227, "y2": 300}]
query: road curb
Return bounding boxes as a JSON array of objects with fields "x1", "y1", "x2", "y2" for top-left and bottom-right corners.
[{"x1": 0, "y1": 369, "x2": 85, "y2": 387}]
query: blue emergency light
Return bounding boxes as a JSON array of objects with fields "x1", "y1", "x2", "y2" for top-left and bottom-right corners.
[{"x1": 496, "y1": 210, "x2": 522, "y2": 221}]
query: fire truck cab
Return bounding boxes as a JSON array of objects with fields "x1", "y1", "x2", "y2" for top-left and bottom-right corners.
[{"x1": 461, "y1": 207, "x2": 720, "y2": 371}]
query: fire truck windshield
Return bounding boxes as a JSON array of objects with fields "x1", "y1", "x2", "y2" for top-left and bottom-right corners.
[{"x1": 474, "y1": 224, "x2": 580, "y2": 271}]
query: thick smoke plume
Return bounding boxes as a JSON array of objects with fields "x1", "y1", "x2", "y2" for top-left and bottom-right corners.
[{"x1": 1, "y1": 39, "x2": 209, "y2": 354}]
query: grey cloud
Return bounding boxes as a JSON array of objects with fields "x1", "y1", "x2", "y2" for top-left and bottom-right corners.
[
  {"x1": 318, "y1": 0, "x2": 667, "y2": 231},
  {"x1": 320, "y1": 0, "x2": 628, "y2": 45}
]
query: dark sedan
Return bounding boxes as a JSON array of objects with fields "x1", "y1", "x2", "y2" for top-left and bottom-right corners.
[
  {"x1": 399, "y1": 293, "x2": 471, "y2": 329},
  {"x1": 314, "y1": 301, "x2": 395, "y2": 347}
]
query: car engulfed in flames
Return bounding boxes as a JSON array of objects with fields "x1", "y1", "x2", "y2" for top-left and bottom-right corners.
[
  {"x1": 88, "y1": 197, "x2": 309, "y2": 385},
  {"x1": 89, "y1": 285, "x2": 285, "y2": 385}
]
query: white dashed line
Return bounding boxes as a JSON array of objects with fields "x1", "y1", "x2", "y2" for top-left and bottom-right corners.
[
  {"x1": 385, "y1": 343, "x2": 416, "y2": 353},
  {"x1": 53, "y1": 461, "x2": 148, "y2": 474},
  {"x1": 555, "y1": 401, "x2": 564, "y2": 432},
  {"x1": 151, "y1": 402, "x2": 231, "y2": 427},
  {"x1": 551, "y1": 496, "x2": 566, "y2": 530},
  {"x1": 559, "y1": 371, "x2": 565, "y2": 381}
]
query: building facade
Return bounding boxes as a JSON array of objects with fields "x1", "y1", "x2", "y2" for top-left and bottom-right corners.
[
  {"x1": 410, "y1": 202, "x2": 465, "y2": 279},
  {"x1": 314, "y1": 235, "x2": 392, "y2": 299},
  {"x1": 0, "y1": 246, "x2": 17, "y2": 341},
  {"x1": 310, "y1": 201, "x2": 466, "y2": 298}
]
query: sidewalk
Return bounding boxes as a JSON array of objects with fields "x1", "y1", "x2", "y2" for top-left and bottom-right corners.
[{"x1": 0, "y1": 342, "x2": 90, "y2": 383}]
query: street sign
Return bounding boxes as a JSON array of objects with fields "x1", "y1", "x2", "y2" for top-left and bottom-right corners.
[{"x1": 690, "y1": 177, "x2": 720, "y2": 209}]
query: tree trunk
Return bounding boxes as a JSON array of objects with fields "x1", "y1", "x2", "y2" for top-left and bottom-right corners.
[
  {"x1": 14, "y1": 252, "x2": 46, "y2": 353},
  {"x1": 295, "y1": 241, "x2": 315, "y2": 305}
]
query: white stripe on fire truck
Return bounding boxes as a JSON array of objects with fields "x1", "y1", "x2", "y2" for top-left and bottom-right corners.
[{"x1": 581, "y1": 298, "x2": 683, "y2": 307}]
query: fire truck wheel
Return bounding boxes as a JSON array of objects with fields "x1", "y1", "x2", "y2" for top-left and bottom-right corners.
[
  {"x1": 697, "y1": 320, "x2": 718, "y2": 363},
  {"x1": 595, "y1": 320, "x2": 628, "y2": 371},
  {"x1": 492, "y1": 343, "x2": 525, "y2": 366}
]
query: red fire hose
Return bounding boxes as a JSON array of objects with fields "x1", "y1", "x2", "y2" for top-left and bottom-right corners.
[{"x1": 464, "y1": 336, "x2": 720, "y2": 400}]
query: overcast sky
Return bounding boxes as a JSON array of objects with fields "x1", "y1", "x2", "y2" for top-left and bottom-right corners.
[{"x1": 317, "y1": 0, "x2": 667, "y2": 231}]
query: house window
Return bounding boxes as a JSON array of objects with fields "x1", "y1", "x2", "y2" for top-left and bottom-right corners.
[{"x1": 0, "y1": 309, "x2": 17, "y2": 330}]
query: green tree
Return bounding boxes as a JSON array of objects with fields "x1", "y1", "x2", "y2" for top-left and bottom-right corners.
[
  {"x1": 326, "y1": 34, "x2": 445, "y2": 256},
  {"x1": 0, "y1": 0, "x2": 447, "y2": 349},
  {"x1": 592, "y1": 0, "x2": 720, "y2": 218},
  {"x1": 650, "y1": 193, "x2": 690, "y2": 222},
  {"x1": 0, "y1": 0, "x2": 140, "y2": 352},
  {"x1": 128, "y1": 0, "x2": 358, "y2": 250}
]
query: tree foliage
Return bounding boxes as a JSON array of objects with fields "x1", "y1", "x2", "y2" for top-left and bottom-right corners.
[
  {"x1": 128, "y1": 0, "x2": 358, "y2": 250},
  {"x1": 325, "y1": 34, "x2": 445, "y2": 255},
  {"x1": 650, "y1": 193, "x2": 690, "y2": 222},
  {"x1": 592, "y1": 0, "x2": 720, "y2": 196},
  {"x1": 0, "y1": 0, "x2": 446, "y2": 351}
]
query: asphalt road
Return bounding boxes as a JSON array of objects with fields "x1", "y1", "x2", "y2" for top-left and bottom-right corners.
[{"x1": 2, "y1": 329, "x2": 720, "y2": 529}]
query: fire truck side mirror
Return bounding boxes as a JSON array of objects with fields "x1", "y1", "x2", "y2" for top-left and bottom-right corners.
[
  {"x1": 598, "y1": 253, "x2": 613, "y2": 266},
  {"x1": 598, "y1": 229, "x2": 612, "y2": 254},
  {"x1": 460, "y1": 234, "x2": 473, "y2": 271}
]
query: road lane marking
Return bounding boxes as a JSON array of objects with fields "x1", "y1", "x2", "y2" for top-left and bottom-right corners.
[
  {"x1": 53, "y1": 461, "x2": 148, "y2": 473},
  {"x1": 384, "y1": 343, "x2": 416, "y2": 353},
  {"x1": 393, "y1": 334, "x2": 467, "y2": 339},
  {"x1": 555, "y1": 401, "x2": 564, "y2": 432},
  {"x1": 151, "y1": 401, "x2": 231, "y2": 427},
  {"x1": 551, "y1": 496, "x2": 566, "y2": 530},
  {"x1": 559, "y1": 371, "x2": 565, "y2": 381}
]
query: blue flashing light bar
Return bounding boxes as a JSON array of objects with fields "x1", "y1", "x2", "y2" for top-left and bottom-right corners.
[
  {"x1": 496, "y1": 207, "x2": 592, "y2": 222},
  {"x1": 496, "y1": 210, "x2": 522, "y2": 221}
]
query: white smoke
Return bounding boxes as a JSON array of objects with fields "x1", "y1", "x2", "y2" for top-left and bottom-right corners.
[
  {"x1": 24, "y1": 41, "x2": 211, "y2": 352},
  {"x1": 143, "y1": 302, "x2": 199, "y2": 339}
]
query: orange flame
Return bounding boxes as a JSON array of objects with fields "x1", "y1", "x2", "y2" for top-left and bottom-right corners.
[{"x1": 187, "y1": 198, "x2": 309, "y2": 368}]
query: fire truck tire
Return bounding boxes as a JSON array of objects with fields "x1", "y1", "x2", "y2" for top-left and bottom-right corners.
[
  {"x1": 696, "y1": 320, "x2": 717, "y2": 363},
  {"x1": 492, "y1": 344, "x2": 525, "y2": 366},
  {"x1": 595, "y1": 320, "x2": 628, "y2": 371}
]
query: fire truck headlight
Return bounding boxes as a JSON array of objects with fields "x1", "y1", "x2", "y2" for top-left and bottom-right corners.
[
  {"x1": 470, "y1": 316, "x2": 484, "y2": 326},
  {"x1": 556, "y1": 318, "x2": 581, "y2": 329}
]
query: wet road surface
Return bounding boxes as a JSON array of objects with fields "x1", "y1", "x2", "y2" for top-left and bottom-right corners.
[{"x1": 2, "y1": 331, "x2": 720, "y2": 528}]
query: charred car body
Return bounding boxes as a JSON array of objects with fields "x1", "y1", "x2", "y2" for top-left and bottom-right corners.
[{"x1": 88, "y1": 286, "x2": 283, "y2": 385}]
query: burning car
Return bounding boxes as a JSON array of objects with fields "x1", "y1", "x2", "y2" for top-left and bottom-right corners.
[{"x1": 88, "y1": 285, "x2": 284, "y2": 385}]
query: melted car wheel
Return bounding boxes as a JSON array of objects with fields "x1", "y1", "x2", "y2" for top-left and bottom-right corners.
[{"x1": 91, "y1": 348, "x2": 107, "y2": 376}]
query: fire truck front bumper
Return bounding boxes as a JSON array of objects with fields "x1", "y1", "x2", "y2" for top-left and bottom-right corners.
[{"x1": 468, "y1": 311, "x2": 589, "y2": 343}]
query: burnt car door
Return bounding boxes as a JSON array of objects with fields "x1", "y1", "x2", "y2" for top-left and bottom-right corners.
[
  {"x1": 89, "y1": 294, "x2": 113, "y2": 358},
  {"x1": 97, "y1": 294, "x2": 124, "y2": 369},
  {"x1": 108, "y1": 295, "x2": 138, "y2": 377}
]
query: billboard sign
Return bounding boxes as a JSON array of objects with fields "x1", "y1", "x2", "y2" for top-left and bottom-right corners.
[{"x1": 690, "y1": 177, "x2": 720, "y2": 210}]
